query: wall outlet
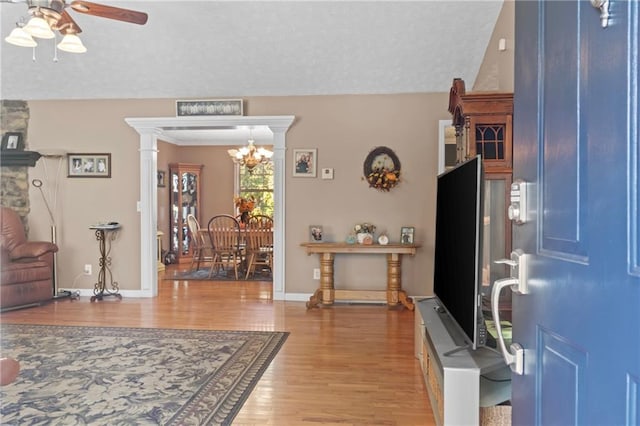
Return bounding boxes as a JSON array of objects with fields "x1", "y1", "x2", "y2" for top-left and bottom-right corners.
[
  {"x1": 83, "y1": 264, "x2": 92, "y2": 275},
  {"x1": 313, "y1": 268, "x2": 321, "y2": 280}
]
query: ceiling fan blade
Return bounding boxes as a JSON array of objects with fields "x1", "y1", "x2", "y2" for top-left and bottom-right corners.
[
  {"x1": 56, "y1": 9, "x2": 82, "y2": 34},
  {"x1": 69, "y1": 0, "x2": 148, "y2": 25}
]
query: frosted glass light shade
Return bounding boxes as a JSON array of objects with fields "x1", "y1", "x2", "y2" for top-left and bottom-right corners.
[
  {"x1": 24, "y1": 17, "x2": 55, "y2": 39},
  {"x1": 57, "y1": 34, "x2": 87, "y2": 53},
  {"x1": 5, "y1": 27, "x2": 37, "y2": 47}
]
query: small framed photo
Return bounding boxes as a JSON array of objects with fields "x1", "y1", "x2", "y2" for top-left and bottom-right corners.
[
  {"x1": 309, "y1": 225, "x2": 324, "y2": 242},
  {"x1": 176, "y1": 99, "x2": 243, "y2": 116},
  {"x1": 400, "y1": 226, "x2": 415, "y2": 244},
  {"x1": 157, "y1": 170, "x2": 166, "y2": 188},
  {"x1": 293, "y1": 148, "x2": 317, "y2": 177},
  {"x1": 1, "y1": 132, "x2": 24, "y2": 151},
  {"x1": 68, "y1": 153, "x2": 111, "y2": 178}
]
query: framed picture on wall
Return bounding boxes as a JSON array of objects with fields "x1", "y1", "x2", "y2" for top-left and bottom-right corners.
[
  {"x1": 157, "y1": 170, "x2": 166, "y2": 187},
  {"x1": 1, "y1": 132, "x2": 24, "y2": 151},
  {"x1": 293, "y1": 148, "x2": 317, "y2": 177},
  {"x1": 176, "y1": 99, "x2": 243, "y2": 116},
  {"x1": 68, "y1": 153, "x2": 111, "y2": 178}
]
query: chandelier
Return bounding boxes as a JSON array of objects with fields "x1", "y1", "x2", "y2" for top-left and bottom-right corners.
[{"x1": 227, "y1": 134, "x2": 273, "y2": 174}]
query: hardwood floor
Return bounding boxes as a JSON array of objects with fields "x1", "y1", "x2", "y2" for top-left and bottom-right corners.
[{"x1": 0, "y1": 266, "x2": 434, "y2": 425}]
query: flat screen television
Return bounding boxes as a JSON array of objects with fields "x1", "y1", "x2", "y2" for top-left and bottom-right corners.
[{"x1": 433, "y1": 155, "x2": 486, "y2": 351}]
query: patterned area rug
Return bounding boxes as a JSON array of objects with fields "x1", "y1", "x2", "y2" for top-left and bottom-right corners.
[
  {"x1": 0, "y1": 324, "x2": 288, "y2": 425},
  {"x1": 165, "y1": 267, "x2": 272, "y2": 281}
]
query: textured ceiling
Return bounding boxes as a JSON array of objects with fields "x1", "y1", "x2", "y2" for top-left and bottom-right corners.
[{"x1": 0, "y1": 1, "x2": 504, "y2": 101}]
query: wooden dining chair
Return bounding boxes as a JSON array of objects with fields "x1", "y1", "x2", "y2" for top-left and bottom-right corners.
[
  {"x1": 207, "y1": 214, "x2": 243, "y2": 279},
  {"x1": 244, "y1": 215, "x2": 274, "y2": 279},
  {"x1": 249, "y1": 214, "x2": 273, "y2": 228},
  {"x1": 186, "y1": 214, "x2": 214, "y2": 271}
]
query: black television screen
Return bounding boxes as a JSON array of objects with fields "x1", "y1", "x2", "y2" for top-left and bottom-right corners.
[{"x1": 433, "y1": 155, "x2": 486, "y2": 350}]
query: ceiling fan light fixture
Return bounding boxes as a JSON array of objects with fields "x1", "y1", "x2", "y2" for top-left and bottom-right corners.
[
  {"x1": 57, "y1": 33, "x2": 87, "y2": 53},
  {"x1": 24, "y1": 16, "x2": 55, "y2": 39},
  {"x1": 5, "y1": 26, "x2": 38, "y2": 48}
]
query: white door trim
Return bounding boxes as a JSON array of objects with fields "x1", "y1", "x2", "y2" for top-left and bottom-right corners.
[{"x1": 125, "y1": 115, "x2": 295, "y2": 300}]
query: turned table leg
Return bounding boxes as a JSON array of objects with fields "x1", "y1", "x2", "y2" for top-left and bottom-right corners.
[
  {"x1": 386, "y1": 253, "x2": 414, "y2": 311},
  {"x1": 307, "y1": 252, "x2": 335, "y2": 309}
]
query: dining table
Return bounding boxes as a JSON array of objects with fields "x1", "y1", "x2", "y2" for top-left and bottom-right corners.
[{"x1": 198, "y1": 227, "x2": 273, "y2": 277}]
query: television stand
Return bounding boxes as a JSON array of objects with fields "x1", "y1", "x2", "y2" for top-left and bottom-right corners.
[
  {"x1": 442, "y1": 345, "x2": 472, "y2": 357},
  {"x1": 415, "y1": 298, "x2": 511, "y2": 425}
]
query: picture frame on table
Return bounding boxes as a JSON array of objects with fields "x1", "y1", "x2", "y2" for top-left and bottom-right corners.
[
  {"x1": 400, "y1": 226, "x2": 415, "y2": 244},
  {"x1": 1, "y1": 132, "x2": 24, "y2": 151},
  {"x1": 68, "y1": 153, "x2": 111, "y2": 178},
  {"x1": 293, "y1": 148, "x2": 317, "y2": 177},
  {"x1": 309, "y1": 225, "x2": 324, "y2": 242},
  {"x1": 157, "y1": 170, "x2": 166, "y2": 188}
]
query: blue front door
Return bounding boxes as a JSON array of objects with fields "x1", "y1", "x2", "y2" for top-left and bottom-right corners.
[{"x1": 512, "y1": 1, "x2": 640, "y2": 424}]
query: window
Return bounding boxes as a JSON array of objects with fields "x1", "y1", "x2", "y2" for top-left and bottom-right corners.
[{"x1": 237, "y1": 161, "x2": 274, "y2": 217}]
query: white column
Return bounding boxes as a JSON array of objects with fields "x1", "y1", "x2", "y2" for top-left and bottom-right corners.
[
  {"x1": 137, "y1": 127, "x2": 160, "y2": 296},
  {"x1": 271, "y1": 126, "x2": 287, "y2": 300}
]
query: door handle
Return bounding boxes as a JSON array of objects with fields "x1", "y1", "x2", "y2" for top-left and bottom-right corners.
[
  {"x1": 591, "y1": 0, "x2": 610, "y2": 28},
  {"x1": 491, "y1": 277, "x2": 524, "y2": 375},
  {"x1": 491, "y1": 250, "x2": 529, "y2": 375},
  {"x1": 495, "y1": 249, "x2": 529, "y2": 294}
]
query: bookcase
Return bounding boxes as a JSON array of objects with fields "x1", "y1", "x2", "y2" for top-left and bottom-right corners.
[{"x1": 415, "y1": 298, "x2": 511, "y2": 425}]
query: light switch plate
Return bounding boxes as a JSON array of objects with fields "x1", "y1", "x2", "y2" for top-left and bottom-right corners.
[{"x1": 321, "y1": 168, "x2": 334, "y2": 180}]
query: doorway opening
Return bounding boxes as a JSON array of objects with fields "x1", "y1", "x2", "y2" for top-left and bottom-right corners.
[{"x1": 126, "y1": 115, "x2": 295, "y2": 300}]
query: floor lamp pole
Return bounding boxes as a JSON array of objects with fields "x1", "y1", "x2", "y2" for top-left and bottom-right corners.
[
  {"x1": 50, "y1": 224, "x2": 60, "y2": 295},
  {"x1": 33, "y1": 179, "x2": 71, "y2": 300}
]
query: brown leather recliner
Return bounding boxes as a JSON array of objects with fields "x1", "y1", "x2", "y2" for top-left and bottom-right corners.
[{"x1": 0, "y1": 207, "x2": 58, "y2": 311}]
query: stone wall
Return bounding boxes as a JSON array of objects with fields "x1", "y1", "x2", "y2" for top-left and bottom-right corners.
[{"x1": 1, "y1": 100, "x2": 31, "y2": 231}]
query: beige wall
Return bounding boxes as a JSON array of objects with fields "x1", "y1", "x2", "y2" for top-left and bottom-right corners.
[
  {"x1": 473, "y1": 0, "x2": 515, "y2": 92},
  {"x1": 27, "y1": 94, "x2": 449, "y2": 297}
]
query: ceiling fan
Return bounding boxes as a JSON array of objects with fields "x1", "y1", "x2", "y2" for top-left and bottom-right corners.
[{"x1": 3, "y1": 0, "x2": 148, "y2": 53}]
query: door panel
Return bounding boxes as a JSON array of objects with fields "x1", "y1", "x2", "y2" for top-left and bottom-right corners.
[
  {"x1": 540, "y1": 0, "x2": 586, "y2": 260},
  {"x1": 513, "y1": 1, "x2": 640, "y2": 425},
  {"x1": 538, "y1": 328, "x2": 587, "y2": 426}
]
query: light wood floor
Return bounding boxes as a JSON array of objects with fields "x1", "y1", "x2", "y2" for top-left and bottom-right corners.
[{"x1": 0, "y1": 266, "x2": 434, "y2": 425}]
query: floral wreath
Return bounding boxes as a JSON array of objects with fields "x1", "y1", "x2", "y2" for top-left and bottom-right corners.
[{"x1": 362, "y1": 146, "x2": 401, "y2": 192}]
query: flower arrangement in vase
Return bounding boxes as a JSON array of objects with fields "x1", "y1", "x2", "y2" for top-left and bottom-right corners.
[
  {"x1": 353, "y1": 222, "x2": 376, "y2": 245},
  {"x1": 234, "y1": 195, "x2": 256, "y2": 224}
]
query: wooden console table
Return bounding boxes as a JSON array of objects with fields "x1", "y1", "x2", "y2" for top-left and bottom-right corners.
[{"x1": 301, "y1": 242, "x2": 420, "y2": 310}]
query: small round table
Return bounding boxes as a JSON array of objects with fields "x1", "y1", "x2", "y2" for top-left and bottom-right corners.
[{"x1": 89, "y1": 224, "x2": 123, "y2": 302}]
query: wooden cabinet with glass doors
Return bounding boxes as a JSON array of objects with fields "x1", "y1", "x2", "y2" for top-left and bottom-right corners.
[
  {"x1": 169, "y1": 163, "x2": 203, "y2": 263},
  {"x1": 448, "y1": 78, "x2": 513, "y2": 317}
]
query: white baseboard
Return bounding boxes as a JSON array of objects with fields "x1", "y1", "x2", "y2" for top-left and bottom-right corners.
[
  {"x1": 55, "y1": 290, "x2": 426, "y2": 304},
  {"x1": 284, "y1": 293, "x2": 313, "y2": 302},
  {"x1": 56, "y1": 289, "x2": 154, "y2": 299}
]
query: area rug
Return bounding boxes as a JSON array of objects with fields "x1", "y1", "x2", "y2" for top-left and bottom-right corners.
[
  {"x1": 165, "y1": 267, "x2": 272, "y2": 282},
  {"x1": 0, "y1": 324, "x2": 288, "y2": 425}
]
